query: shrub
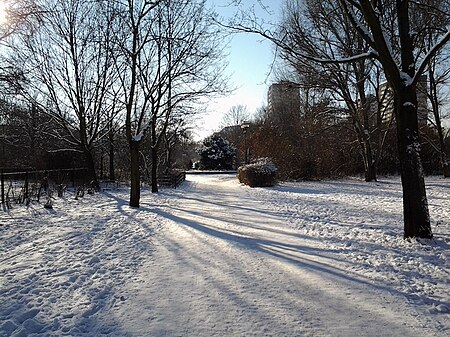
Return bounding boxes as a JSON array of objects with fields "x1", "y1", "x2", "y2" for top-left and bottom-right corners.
[{"x1": 238, "y1": 158, "x2": 277, "y2": 187}]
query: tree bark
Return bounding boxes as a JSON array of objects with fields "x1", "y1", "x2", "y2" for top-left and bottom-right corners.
[
  {"x1": 84, "y1": 148, "x2": 99, "y2": 190},
  {"x1": 129, "y1": 140, "x2": 140, "y2": 208},
  {"x1": 363, "y1": 138, "x2": 377, "y2": 183},
  {"x1": 396, "y1": 0, "x2": 432, "y2": 239},
  {"x1": 395, "y1": 87, "x2": 432, "y2": 239},
  {"x1": 348, "y1": 0, "x2": 433, "y2": 239}
]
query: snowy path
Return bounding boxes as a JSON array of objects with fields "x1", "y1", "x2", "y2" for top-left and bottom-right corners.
[
  {"x1": 1, "y1": 174, "x2": 449, "y2": 336},
  {"x1": 112, "y1": 175, "x2": 449, "y2": 337}
]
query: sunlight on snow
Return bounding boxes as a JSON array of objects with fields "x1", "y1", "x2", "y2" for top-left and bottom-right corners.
[{"x1": 0, "y1": 1, "x2": 6, "y2": 25}]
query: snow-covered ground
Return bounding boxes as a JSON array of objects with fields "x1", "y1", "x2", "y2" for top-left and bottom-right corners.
[{"x1": 0, "y1": 174, "x2": 449, "y2": 337}]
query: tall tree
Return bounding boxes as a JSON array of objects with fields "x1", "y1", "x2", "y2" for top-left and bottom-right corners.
[
  {"x1": 229, "y1": 0, "x2": 450, "y2": 238},
  {"x1": 113, "y1": 0, "x2": 227, "y2": 203},
  {"x1": 415, "y1": 0, "x2": 450, "y2": 177},
  {"x1": 220, "y1": 104, "x2": 250, "y2": 128},
  {"x1": 12, "y1": 0, "x2": 118, "y2": 188},
  {"x1": 277, "y1": 0, "x2": 394, "y2": 182},
  {"x1": 147, "y1": 0, "x2": 227, "y2": 193},
  {"x1": 219, "y1": 104, "x2": 250, "y2": 165},
  {"x1": 337, "y1": 0, "x2": 450, "y2": 238},
  {"x1": 109, "y1": 0, "x2": 162, "y2": 207}
]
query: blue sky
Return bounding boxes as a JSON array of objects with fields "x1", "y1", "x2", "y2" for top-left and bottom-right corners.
[
  {"x1": 194, "y1": 1, "x2": 450, "y2": 139},
  {"x1": 194, "y1": 0, "x2": 281, "y2": 140}
]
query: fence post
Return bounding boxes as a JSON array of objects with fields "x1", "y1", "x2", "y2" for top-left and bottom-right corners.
[
  {"x1": 72, "y1": 168, "x2": 76, "y2": 188},
  {"x1": 1, "y1": 169, "x2": 4, "y2": 205}
]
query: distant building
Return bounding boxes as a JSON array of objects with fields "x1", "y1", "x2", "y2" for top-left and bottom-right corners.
[
  {"x1": 267, "y1": 81, "x2": 301, "y2": 127},
  {"x1": 378, "y1": 75, "x2": 428, "y2": 125}
]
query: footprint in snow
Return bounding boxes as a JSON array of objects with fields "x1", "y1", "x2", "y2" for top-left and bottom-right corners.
[{"x1": 88, "y1": 256, "x2": 100, "y2": 265}]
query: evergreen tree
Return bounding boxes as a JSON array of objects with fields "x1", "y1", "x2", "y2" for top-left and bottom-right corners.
[{"x1": 198, "y1": 134, "x2": 236, "y2": 170}]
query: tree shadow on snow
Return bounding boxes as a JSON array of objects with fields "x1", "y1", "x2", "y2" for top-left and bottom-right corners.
[{"x1": 153, "y1": 209, "x2": 400, "y2": 295}]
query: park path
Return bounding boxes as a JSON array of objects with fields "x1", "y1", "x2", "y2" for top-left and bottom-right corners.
[{"x1": 111, "y1": 174, "x2": 441, "y2": 337}]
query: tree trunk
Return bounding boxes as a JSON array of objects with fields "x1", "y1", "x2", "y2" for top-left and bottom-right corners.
[
  {"x1": 151, "y1": 116, "x2": 159, "y2": 193},
  {"x1": 363, "y1": 140, "x2": 377, "y2": 182},
  {"x1": 84, "y1": 149, "x2": 99, "y2": 190},
  {"x1": 353, "y1": 122, "x2": 377, "y2": 182},
  {"x1": 79, "y1": 108, "x2": 98, "y2": 189},
  {"x1": 165, "y1": 144, "x2": 172, "y2": 174},
  {"x1": 365, "y1": 161, "x2": 377, "y2": 182},
  {"x1": 100, "y1": 150, "x2": 104, "y2": 180},
  {"x1": 130, "y1": 140, "x2": 140, "y2": 207},
  {"x1": 109, "y1": 131, "x2": 115, "y2": 181},
  {"x1": 355, "y1": 59, "x2": 377, "y2": 183},
  {"x1": 151, "y1": 145, "x2": 158, "y2": 193},
  {"x1": 395, "y1": 87, "x2": 432, "y2": 239},
  {"x1": 109, "y1": 145, "x2": 115, "y2": 181},
  {"x1": 442, "y1": 154, "x2": 450, "y2": 178},
  {"x1": 396, "y1": 0, "x2": 432, "y2": 239}
]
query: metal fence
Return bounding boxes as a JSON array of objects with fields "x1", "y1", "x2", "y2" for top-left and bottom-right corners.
[{"x1": 1, "y1": 168, "x2": 89, "y2": 209}]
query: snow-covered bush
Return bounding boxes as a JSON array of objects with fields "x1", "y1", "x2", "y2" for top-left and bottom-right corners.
[
  {"x1": 197, "y1": 134, "x2": 236, "y2": 170},
  {"x1": 238, "y1": 158, "x2": 277, "y2": 187}
]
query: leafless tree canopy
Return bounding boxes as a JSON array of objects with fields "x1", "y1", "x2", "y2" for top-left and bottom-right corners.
[
  {"x1": 1, "y1": 0, "x2": 228, "y2": 206},
  {"x1": 220, "y1": 104, "x2": 250, "y2": 128},
  {"x1": 223, "y1": 0, "x2": 450, "y2": 238}
]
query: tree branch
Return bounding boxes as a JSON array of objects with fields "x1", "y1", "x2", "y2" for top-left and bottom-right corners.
[
  {"x1": 413, "y1": 30, "x2": 450, "y2": 87},
  {"x1": 219, "y1": 21, "x2": 378, "y2": 65}
]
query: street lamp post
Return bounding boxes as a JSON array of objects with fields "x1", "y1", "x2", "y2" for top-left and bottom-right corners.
[{"x1": 240, "y1": 121, "x2": 250, "y2": 165}]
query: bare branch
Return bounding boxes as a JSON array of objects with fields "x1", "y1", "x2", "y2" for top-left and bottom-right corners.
[{"x1": 413, "y1": 30, "x2": 450, "y2": 87}]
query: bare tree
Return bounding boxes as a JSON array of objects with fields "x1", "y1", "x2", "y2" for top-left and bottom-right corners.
[
  {"x1": 228, "y1": 0, "x2": 450, "y2": 238},
  {"x1": 426, "y1": 51, "x2": 450, "y2": 177},
  {"x1": 161, "y1": 117, "x2": 187, "y2": 173},
  {"x1": 415, "y1": 0, "x2": 450, "y2": 177},
  {"x1": 252, "y1": 105, "x2": 268, "y2": 125},
  {"x1": 218, "y1": 104, "x2": 250, "y2": 165},
  {"x1": 12, "y1": 0, "x2": 119, "y2": 188},
  {"x1": 337, "y1": 0, "x2": 450, "y2": 238},
  {"x1": 0, "y1": 0, "x2": 40, "y2": 42},
  {"x1": 112, "y1": 0, "x2": 227, "y2": 204},
  {"x1": 108, "y1": 0, "x2": 162, "y2": 206},
  {"x1": 220, "y1": 104, "x2": 250, "y2": 128},
  {"x1": 146, "y1": 0, "x2": 227, "y2": 193},
  {"x1": 276, "y1": 0, "x2": 395, "y2": 182}
]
